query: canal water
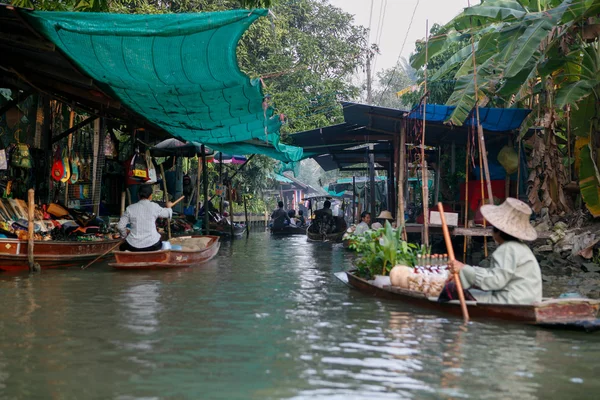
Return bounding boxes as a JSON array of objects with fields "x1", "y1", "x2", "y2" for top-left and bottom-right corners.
[{"x1": 0, "y1": 233, "x2": 599, "y2": 399}]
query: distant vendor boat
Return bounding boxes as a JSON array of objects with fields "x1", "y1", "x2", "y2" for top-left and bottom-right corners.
[
  {"x1": 306, "y1": 217, "x2": 347, "y2": 242},
  {"x1": 270, "y1": 225, "x2": 307, "y2": 236},
  {"x1": 110, "y1": 235, "x2": 220, "y2": 270},
  {"x1": 341, "y1": 270, "x2": 600, "y2": 331},
  {"x1": 0, "y1": 238, "x2": 122, "y2": 272}
]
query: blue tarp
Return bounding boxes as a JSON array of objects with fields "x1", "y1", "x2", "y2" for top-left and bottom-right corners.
[{"x1": 407, "y1": 104, "x2": 531, "y2": 132}]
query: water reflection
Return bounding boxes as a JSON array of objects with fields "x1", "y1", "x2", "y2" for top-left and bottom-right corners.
[{"x1": 0, "y1": 233, "x2": 598, "y2": 399}]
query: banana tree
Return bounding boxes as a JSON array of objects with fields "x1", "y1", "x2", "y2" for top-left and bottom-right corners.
[{"x1": 411, "y1": 0, "x2": 600, "y2": 215}]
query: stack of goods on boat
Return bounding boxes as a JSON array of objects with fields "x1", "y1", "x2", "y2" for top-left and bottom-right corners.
[
  {"x1": 0, "y1": 199, "x2": 118, "y2": 242},
  {"x1": 390, "y1": 254, "x2": 450, "y2": 297}
]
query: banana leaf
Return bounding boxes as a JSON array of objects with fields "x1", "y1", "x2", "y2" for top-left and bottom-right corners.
[{"x1": 578, "y1": 144, "x2": 600, "y2": 217}]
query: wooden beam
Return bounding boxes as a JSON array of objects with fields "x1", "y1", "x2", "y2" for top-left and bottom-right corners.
[{"x1": 52, "y1": 116, "x2": 98, "y2": 144}]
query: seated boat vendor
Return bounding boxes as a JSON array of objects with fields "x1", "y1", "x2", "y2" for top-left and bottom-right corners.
[
  {"x1": 447, "y1": 198, "x2": 542, "y2": 305},
  {"x1": 117, "y1": 184, "x2": 174, "y2": 252},
  {"x1": 316, "y1": 200, "x2": 333, "y2": 218},
  {"x1": 288, "y1": 209, "x2": 298, "y2": 227},
  {"x1": 297, "y1": 210, "x2": 306, "y2": 226},
  {"x1": 355, "y1": 211, "x2": 371, "y2": 235},
  {"x1": 271, "y1": 201, "x2": 290, "y2": 228}
]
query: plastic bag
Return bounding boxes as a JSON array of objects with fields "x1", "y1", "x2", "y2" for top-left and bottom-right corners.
[{"x1": 497, "y1": 145, "x2": 519, "y2": 175}]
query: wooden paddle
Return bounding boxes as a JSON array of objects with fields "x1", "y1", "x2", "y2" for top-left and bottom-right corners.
[
  {"x1": 81, "y1": 240, "x2": 123, "y2": 270},
  {"x1": 437, "y1": 202, "x2": 470, "y2": 323}
]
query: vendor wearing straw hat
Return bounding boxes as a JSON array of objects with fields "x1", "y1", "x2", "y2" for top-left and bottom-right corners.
[
  {"x1": 447, "y1": 198, "x2": 542, "y2": 305},
  {"x1": 372, "y1": 210, "x2": 394, "y2": 230}
]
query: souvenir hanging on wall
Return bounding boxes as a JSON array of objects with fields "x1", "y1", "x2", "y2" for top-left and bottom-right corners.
[
  {"x1": 104, "y1": 130, "x2": 117, "y2": 158},
  {"x1": 0, "y1": 148, "x2": 7, "y2": 170}
]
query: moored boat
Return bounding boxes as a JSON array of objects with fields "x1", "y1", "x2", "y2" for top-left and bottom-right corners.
[
  {"x1": 341, "y1": 270, "x2": 600, "y2": 329},
  {"x1": 0, "y1": 238, "x2": 122, "y2": 272},
  {"x1": 110, "y1": 235, "x2": 220, "y2": 270},
  {"x1": 270, "y1": 225, "x2": 307, "y2": 235},
  {"x1": 209, "y1": 223, "x2": 246, "y2": 238}
]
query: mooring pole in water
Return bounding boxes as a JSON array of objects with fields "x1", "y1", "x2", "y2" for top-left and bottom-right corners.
[
  {"x1": 228, "y1": 181, "x2": 234, "y2": 239},
  {"x1": 243, "y1": 194, "x2": 249, "y2": 236},
  {"x1": 352, "y1": 176, "x2": 356, "y2": 224},
  {"x1": 27, "y1": 189, "x2": 40, "y2": 273},
  {"x1": 201, "y1": 145, "x2": 210, "y2": 235}
]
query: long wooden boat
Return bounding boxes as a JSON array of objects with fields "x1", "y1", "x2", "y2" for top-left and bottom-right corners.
[
  {"x1": 270, "y1": 226, "x2": 307, "y2": 236},
  {"x1": 306, "y1": 217, "x2": 348, "y2": 242},
  {"x1": 110, "y1": 235, "x2": 220, "y2": 270},
  {"x1": 0, "y1": 238, "x2": 122, "y2": 272},
  {"x1": 342, "y1": 270, "x2": 600, "y2": 330}
]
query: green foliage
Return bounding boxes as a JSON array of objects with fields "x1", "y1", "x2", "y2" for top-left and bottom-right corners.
[
  {"x1": 349, "y1": 222, "x2": 419, "y2": 279},
  {"x1": 372, "y1": 61, "x2": 415, "y2": 109},
  {"x1": 8, "y1": 0, "x2": 274, "y2": 12}
]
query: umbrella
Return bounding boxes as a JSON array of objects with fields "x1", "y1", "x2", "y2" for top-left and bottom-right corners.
[
  {"x1": 209, "y1": 152, "x2": 247, "y2": 164},
  {"x1": 149, "y1": 138, "x2": 214, "y2": 158}
]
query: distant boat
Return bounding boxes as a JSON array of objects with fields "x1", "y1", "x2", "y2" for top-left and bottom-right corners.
[
  {"x1": 306, "y1": 216, "x2": 347, "y2": 242},
  {"x1": 110, "y1": 235, "x2": 220, "y2": 270}
]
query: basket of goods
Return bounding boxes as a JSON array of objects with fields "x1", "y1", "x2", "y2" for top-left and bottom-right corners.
[{"x1": 391, "y1": 254, "x2": 450, "y2": 297}]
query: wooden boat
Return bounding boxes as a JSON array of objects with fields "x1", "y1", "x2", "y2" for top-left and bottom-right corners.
[
  {"x1": 270, "y1": 225, "x2": 307, "y2": 236},
  {"x1": 110, "y1": 235, "x2": 220, "y2": 270},
  {"x1": 0, "y1": 238, "x2": 122, "y2": 272},
  {"x1": 306, "y1": 217, "x2": 348, "y2": 242},
  {"x1": 341, "y1": 270, "x2": 600, "y2": 330},
  {"x1": 209, "y1": 223, "x2": 246, "y2": 238}
]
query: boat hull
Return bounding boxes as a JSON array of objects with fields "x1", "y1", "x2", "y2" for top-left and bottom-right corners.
[
  {"x1": 345, "y1": 271, "x2": 600, "y2": 324},
  {"x1": 110, "y1": 235, "x2": 220, "y2": 270},
  {"x1": 0, "y1": 239, "x2": 122, "y2": 272},
  {"x1": 306, "y1": 217, "x2": 348, "y2": 242},
  {"x1": 270, "y1": 226, "x2": 307, "y2": 236}
]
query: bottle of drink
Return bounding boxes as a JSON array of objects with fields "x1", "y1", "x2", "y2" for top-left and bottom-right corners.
[{"x1": 416, "y1": 254, "x2": 422, "y2": 273}]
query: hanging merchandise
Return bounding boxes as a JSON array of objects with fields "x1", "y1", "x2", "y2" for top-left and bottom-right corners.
[
  {"x1": 60, "y1": 148, "x2": 71, "y2": 183},
  {"x1": 129, "y1": 149, "x2": 149, "y2": 181},
  {"x1": 0, "y1": 148, "x2": 7, "y2": 170},
  {"x1": 51, "y1": 146, "x2": 64, "y2": 182},
  {"x1": 104, "y1": 130, "x2": 118, "y2": 158},
  {"x1": 70, "y1": 146, "x2": 80, "y2": 184},
  {"x1": 145, "y1": 150, "x2": 157, "y2": 183},
  {"x1": 215, "y1": 184, "x2": 224, "y2": 198},
  {"x1": 10, "y1": 143, "x2": 32, "y2": 169}
]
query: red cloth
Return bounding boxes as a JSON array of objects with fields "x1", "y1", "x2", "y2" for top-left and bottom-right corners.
[{"x1": 459, "y1": 180, "x2": 506, "y2": 211}]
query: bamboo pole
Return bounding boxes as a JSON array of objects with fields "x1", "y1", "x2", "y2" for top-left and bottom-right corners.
[
  {"x1": 421, "y1": 20, "x2": 430, "y2": 247},
  {"x1": 352, "y1": 176, "x2": 357, "y2": 224},
  {"x1": 567, "y1": 105, "x2": 572, "y2": 181},
  {"x1": 27, "y1": 189, "x2": 39, "y2": 273},
  {"x1": 120, "y1": 191, "x2": 126, "y2": 216},
  {"x1": 517, "y1": 139, "x2": 522, "y2": 198},
  {"x1": 195, "y1": 157, "x2": 202, "y2": 219},
  {"x1": 201, "y1": 145, "x2": 210, "y2": 235},
  {"x1": 463, "y1": 130, "x2": 471, "y2": 263},
  {"x1": 438, "y1": 202, "x2": 469, "y2": 323},
  {"x1": 396, "y1": 123, "x2": 407, "y2": 240},
  {"x1": 159, "y1": 163, "x2": 171, "y2": 240},
  {"x1": 64, "y1": 111, "x2": 74, "y2": 206},
  {"x1": 228, "y1": 182, "x2": 234, "y2": 239},
  {"x1": 244, "y1": 195, "x2": 250, "y2": 237},
  {"x1": 478, "y1": 137, "x2": 488, "y2": 258}
]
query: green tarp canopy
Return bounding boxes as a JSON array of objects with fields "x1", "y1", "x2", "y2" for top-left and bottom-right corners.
[{"x1": 24, "y1": 9, "x2": 303, "y2": 162}]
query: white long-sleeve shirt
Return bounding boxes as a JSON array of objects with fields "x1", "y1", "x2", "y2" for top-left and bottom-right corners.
[
  {"x1": 459, "y1": 241, "x2": 542, "y2": 304},
  {"x1": 117, "y1": 199, "x2": 172, "y2": 249}
]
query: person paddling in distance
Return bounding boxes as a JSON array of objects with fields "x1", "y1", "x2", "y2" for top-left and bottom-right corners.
[
  {"x1": 445, "y1": 198, "x2": 542, "y2": 305},
  {"x1": 117, "y1": 184, "x2": 174, "y2": 252}
]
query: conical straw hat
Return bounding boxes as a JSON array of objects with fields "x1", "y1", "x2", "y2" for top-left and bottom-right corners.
[
  {"x1": 377, "y1": 210, "x2": 394, "y2": 220},
  {"x1": 480, "y1": 198, "x2": 537, "y2": 241}
]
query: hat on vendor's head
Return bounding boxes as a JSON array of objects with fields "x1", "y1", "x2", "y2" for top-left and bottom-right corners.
[
  {"x1": 480, "y1": 197, "x2": 537, "y2": 241},
  {"x1": 376, "y1": 210, "x2": 394, "y2": 220}
]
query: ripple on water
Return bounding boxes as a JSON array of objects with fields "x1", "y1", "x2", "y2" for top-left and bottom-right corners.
[{"x1": 0, "y1": 233, "x2": 598, "y2": 400}]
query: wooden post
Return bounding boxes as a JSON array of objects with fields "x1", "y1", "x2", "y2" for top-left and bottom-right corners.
[
  {"x1": 195, "y1": 156, "x2": 202, "y2": 219},
  {"x1": 228, "y1": 182, "x2": 234, "y2": 239},
  {"x1": 244, "y1": 195, "x2": 249, "y2": 236},
  {"x1": 421, "y1": 20, "x2": 430, "y2": 247},
  {"x1": 567, "y1": 105, "x2": 572, "y2": 181},
  {"x1": 517, "y1": 139, "x2": 522, "y2": 199},
  {"x1": 478, "y1": 138, "x2": 488, "y2": 258},
  {"x1": 120, "y1": 191, "x2": 126, "y2": 216},
  {"x1": 505, "y1": 138, "x2": 512, "y2": 198},
  {"x1": 64, "y1": 111, "x2": 74, "y2": 206},
  {"x1": 396, "y1": 123, "x2": 406, "y2": 239},
  {"x1": 434, "y1": 145, "x2": 442, "y2": 204},
  {"x1": 27, "y1": 189, "x2": 39, "y2": 273},
  {"x1": 463, "y1": 129, "x2": 471, "y2": 262},
  {"x1": 159, "y1": 163, "x2": 172, "y2": 240},
  {"x1": 368, "y1": 144, "x2": 376, "y2": 217},
  {"x1": 219, "y1": 152, "x2": 224, "y2": 215},
  {"x1": 352, "y1": 176, "x2": 356, "y2": 224},
  {"x1": 201, "y1": 145, "x2": 210, "y2": 236}
]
